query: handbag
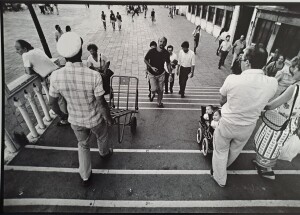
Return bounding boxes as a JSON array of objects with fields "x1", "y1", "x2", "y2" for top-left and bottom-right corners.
[
  {"x1": 262, "y1": 84, "x2": 299, "y2": 131},
  {"x1": 278, "y1": 134, "x2": 300, "y2": 162}
]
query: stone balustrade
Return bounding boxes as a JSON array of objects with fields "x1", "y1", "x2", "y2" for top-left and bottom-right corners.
[{"x1": 5, "y1": 74, "x2": 57, "y2": 154}]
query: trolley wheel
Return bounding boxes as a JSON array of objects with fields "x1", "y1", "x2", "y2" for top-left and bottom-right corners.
[
  {"x1": 130, "y1": 116, "x2": 137, "y2": 134},
  {"x1": 202, "y1": 138, "x2": 209, "y2": 156},
  {"x1": 196, "y1": 128, "x2": 203, "y2": 144}
]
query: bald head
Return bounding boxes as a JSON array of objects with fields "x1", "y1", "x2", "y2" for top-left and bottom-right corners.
[{"x1": 158, "y1": 37, "x2": 167, "y2": 49}]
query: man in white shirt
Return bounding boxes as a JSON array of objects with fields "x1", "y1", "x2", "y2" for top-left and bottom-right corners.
[
  {"x1": 211, "y1": 45, "x2": 278, "y2": 187},
  {"x1": 164, "y1": 45, "x2": 177, "y2": 94},
  {"x1": 177, "y1": 41, "x2": 195, "y2": 98},
  {"x1": 217, "y1": 35, "x2": 232, "y2": 69}
]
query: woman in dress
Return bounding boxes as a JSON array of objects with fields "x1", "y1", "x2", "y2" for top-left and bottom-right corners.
[
  {"x1": 192, "y1": 25, "x2": 201, "y2": 54},
  {"x1": 253, "y1": 60, "x2": 300, "y2": 180}
]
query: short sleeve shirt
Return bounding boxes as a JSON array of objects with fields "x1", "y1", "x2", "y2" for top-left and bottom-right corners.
[
  {"x1": 145, "y1": 48, "x2": 170, "y2": 76},
  {"x1": 178, "y1": 50, "x2": 195, "y2": 67},
  {"x1": 22, "y1": 48, "x2": 59, "y2": 78},
  {"x1": 220, "y1": 69, "x2": 278, "y2": 126},
  {"x1": 87, "y1": 54, "x2": 108, "y2": 70},
  {"x1": 233, "y1": 39, "x2": 246, "y2": 54},
  {"x1": 220, "y1": 40, "x2": 232, "y2": 52},
  {"x1": 49, "y1": 62, "x2": 105, "y2": 128}
]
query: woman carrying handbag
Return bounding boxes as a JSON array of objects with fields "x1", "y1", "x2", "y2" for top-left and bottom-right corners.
[{"x1": 253, "y1": 61, "x2": 300, "y2": 180}]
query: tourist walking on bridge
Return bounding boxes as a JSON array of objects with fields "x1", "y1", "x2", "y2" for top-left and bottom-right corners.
[
  {"x1": 116, "y1": 12, "x2": 122, "y2": 30},
  {"x1": 192, "y1": 25, "x2": 201, "y2": 54},
  {"x1": 217, "y1": 35, "x2": 232, "y2": 69},
  {"x1": 49, "y1": 32, "x2": 113, "y2": 186},
  {"x1": 55, "y1": 25, "x2": 64, "y2": 42},
  {"x1": 110, "y1": 10, "x2": 116, "y2": 30},
  {"x1": 211, "y1": 45, "x2": 278, "y2": 187},
  {"x1": 144, "y1": 37, "x2": 171, "y2": 108},
  {"x1": 177, "y1": 41, "x2": 195, "y2": 98},
  {"x1": 101, "y1": 11, "x2": 106, "y2": 30}
]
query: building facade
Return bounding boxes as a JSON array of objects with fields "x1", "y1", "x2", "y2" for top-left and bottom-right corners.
[{"x1": 186, "y1": 5, "x2": 300, "y2": 60}]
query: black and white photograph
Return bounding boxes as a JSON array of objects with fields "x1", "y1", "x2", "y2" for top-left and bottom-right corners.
[{"x1": 1, "y1": 0, "x2": 300, "y2": 213}]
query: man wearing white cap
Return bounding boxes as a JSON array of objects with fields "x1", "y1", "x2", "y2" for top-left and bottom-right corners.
[{"x1": 49, "y1": 32, "x2": 114, "y2": 186}]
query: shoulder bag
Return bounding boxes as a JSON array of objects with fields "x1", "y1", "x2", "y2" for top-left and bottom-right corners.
[{"x1": 262, "y1": 84, "x2": 299, "y2": 131}]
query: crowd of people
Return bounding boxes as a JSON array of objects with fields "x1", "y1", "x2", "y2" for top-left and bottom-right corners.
[
  {"x1": 37, "y1": 3, "x2": 59, "y2": 15},
  {"x1": 13, "y1": 7, "x2": 300, "y2": 187}
]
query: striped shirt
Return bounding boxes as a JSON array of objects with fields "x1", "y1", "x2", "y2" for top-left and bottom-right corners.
[{"x1": 49, "y1": 62, "x2": 105, "y2": 128}]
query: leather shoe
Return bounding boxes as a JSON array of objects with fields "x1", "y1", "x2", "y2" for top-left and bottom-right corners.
[
  {"x1": 100, "y1": 148, "x2": 113, "y2": 160},
  {"x1": 81, "y1": 171, "x2": 93, "y2": 187}
]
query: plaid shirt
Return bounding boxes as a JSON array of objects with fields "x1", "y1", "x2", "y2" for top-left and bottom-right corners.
[{"x1": 49, "y1": 62, "x2": 105, "y2": 128}]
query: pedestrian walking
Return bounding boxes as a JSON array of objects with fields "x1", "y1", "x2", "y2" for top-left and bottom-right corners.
[
  {"x1": 211, "y1": 45, "x2": 278, "y2": 187},
  {"x1": 177, "y1": 41, "x2": 195, "y2": 98},
  {"x1": 38, "y1": 4, "x2": 45, "y2": 14},
  {"x1": 231, "y1": 51, "x2": 243, "y2": 75},
  {"x1": 173, "y1": 6, "x2": 176, "y2": 16},
  {"x1": 164, "y1": 45, "x2": 178, "y2": 94},
  {"x1": 15, "y1": 39, "x2": 68, "y2": 126},
  {"x1": 55, "y1": 25, "x2": 64, "y2": 42},
  {"x1": 169, "y1": 7, "x2": 173, "y2": 18},
  {"x1": 144, "y1": 37, "x2": 171, "y2": 108},
  {"x1": 192, "y1": 25, "x2": 201, "y2": 54},
  {"x1": 87, "y1": 44, "x2": 113, "y2": 96},
  {"x1": 54, "y1": 4, "x2": 59, "y2": 15},
  {"x1": 65, "y1": 25, "x2": 71, "y2": 32},
  {"x1": 217, "y1": 35, "x2": 232, "y2": 69},
  {"x1": 101, "y1": 11, "x2": 107, "y2": 30},
  {"x1": 132, "y1": 6, "x2": 139, "y2": 22},
  {"x1": 50, "y1": 32, "x2": 114, "y2": 186},
  {"x1": 144, "y1": 5, "x2": 148, "y2": 18},
  {"x1": 146, "y1": 41, "x2": 158, "y2": 101},
  {"x1": 116, "y1": 12, "x2": 122, "y2": 30},
  {"x1": 215, "y1": 27, "x2": 227, "y2": 55},
  {"x1": 151, "y1": 9, "x2": 156, "y2": 23},
  {"x1": 253, "y1": 65, "x2": 300, "y2": 180},
  {"x1": 231, "y1": 35, "x2": 246, "y2": 67},
  {"x1": 110, "y1": 10, "x2": 116, "y2": 30},
  {"x1": 264, "y1": 54, "x2": 285, "y2": 77}
]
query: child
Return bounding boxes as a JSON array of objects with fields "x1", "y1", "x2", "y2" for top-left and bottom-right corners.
[
  {"x1": 211, "y1": 109, "x2": 222, "y2": 129},
  {"x1": 203, "y1": 105, "x2": 214, "y2": 126}
]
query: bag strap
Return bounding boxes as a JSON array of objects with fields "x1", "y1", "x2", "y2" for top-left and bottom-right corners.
[{"x1": 287, "y1": 84, "x2": 299, "y2": 121}]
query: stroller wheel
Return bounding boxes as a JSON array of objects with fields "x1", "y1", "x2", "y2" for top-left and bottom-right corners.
[
  {"x1": 196, "y1": 128, "x2": 203, "y2": 144},
  {"x1": 202, "y1": 138, "x2": 209, "y2": 156}
]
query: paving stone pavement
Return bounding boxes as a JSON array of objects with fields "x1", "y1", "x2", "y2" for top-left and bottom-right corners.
[{"x1": 4, "y1": 4, "x2": 232, "y2": 87}]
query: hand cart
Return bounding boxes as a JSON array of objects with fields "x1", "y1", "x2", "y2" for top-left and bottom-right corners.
[{"x1": 109, "y1": 75, "x2": 139, "y2": 143}]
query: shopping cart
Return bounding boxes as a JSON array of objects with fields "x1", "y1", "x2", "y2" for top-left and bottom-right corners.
[{"x1": 109, "y1": 75, "x2": 139, "y2": 143}]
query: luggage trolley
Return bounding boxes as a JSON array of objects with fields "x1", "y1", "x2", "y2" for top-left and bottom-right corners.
[{"x1": 109, "y1": 75, "x2": 139, "y2": 143}]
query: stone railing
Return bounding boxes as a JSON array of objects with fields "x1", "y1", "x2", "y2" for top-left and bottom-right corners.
[{"x1": 5, "y1": 74, "x2": 57, "y2": 154}]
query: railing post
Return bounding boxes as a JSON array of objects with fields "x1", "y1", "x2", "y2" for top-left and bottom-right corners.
[
  {"x1": 41, "y1": 80, "x2": 50, "y2": 102},
  {"x1": 33, "y1": 83, "x2": 52, "y2": 121},
  {"x1": 24, "y1": 90, "x2": 46, "y2": 130},
  {"x1": 13, "y1": 97, "x2": 39, "y2": 138}
]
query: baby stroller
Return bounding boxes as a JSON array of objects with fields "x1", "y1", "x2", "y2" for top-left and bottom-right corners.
[{"x1": 196, "y1": 106, "x2": 216, "y2": 156}]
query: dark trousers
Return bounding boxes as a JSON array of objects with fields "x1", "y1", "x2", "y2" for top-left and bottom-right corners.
[
  {"x1": 39, "y1": 5, "x2": 45, "y2": 14},
  {"x1": 218, "y1": 50, "x2": 229, "y2": 68},
  {"x1": 164, "y1": 72, "x2": 174, "y2": 92},
  {"x1": 179, "y1": 67, "x2": 191, "y2": 95},
  {"x1": 216, "y1": 39, "x2": 224, "y2": 55}
]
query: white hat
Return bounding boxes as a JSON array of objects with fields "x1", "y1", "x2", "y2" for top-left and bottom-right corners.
[{"x1": 57, "y1": 32, "x2": 82, "y2": 58}]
